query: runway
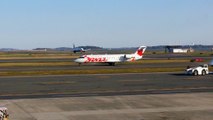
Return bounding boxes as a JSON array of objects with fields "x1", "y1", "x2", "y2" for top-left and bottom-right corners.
[
  {"x1": 0, "y1": 62, "x2": 193, "y2": 72},
  {"x1": 0, "y1": 54, "x2": 211, "y2": 72},
  {"x1": 0, "y1": 72, "x2": 212, "y2": 99},
  {"x1": 0, "y1": 54, "x2": 213, "y2": 120}
]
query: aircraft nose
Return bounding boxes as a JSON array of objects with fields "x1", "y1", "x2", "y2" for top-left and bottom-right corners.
[
  {"x1": 74, "y1": 58, "x2": 84, "y2": 63},
  {"x1": 74, "y1": 58, "x2": 80, "y2": 63}
]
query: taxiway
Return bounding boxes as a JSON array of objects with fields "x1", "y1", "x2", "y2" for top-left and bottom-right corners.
[{"x1": 0, "y1": 72, "x2": 212, "y2": 99}]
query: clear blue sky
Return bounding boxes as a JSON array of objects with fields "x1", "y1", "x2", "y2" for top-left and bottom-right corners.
[{"x1": 0, "y1": 0, "x2": 212, "y2": 49}]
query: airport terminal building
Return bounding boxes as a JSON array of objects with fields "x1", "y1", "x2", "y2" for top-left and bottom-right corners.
[{"x1": 165, "y1": 46, "x2": 194, "y2": 53}]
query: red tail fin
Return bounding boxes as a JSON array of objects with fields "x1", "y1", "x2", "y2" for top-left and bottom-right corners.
[{"x1": 135, "y1": 46, "x2": 147, "y2": 56}]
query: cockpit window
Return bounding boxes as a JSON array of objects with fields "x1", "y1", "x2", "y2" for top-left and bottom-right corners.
[{"x1": 79, "y1": 56, "x2": 85, "y2": 58}]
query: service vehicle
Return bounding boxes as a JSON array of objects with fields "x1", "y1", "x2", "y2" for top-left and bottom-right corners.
[
  {"x1": 186, "y1": 64, "x2": 209, "y2": 76},
  {"x1": 210, "y1": 59, "x2": 213, "y2": 66},
  {"x1": 190, "y1": 58, "x2": 204, "y2": 62},
  {"x1": 0, "y1": 107, "x2": 9, "y2": 120}
]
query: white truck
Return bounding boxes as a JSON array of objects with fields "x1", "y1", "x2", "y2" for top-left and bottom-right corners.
[
  {"x1": 0, "y1": 107, "x2": 9, "y2": 120},
  {"x1": 186, "y1": 64, "x2": 209, "y2": 76}
]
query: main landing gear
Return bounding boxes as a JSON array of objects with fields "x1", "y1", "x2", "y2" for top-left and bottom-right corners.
[{"x1": 108, "y1": 62, "x2": 115, "y2": 66}]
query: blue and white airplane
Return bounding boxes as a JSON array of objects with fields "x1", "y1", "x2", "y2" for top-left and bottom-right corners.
[{"x1": 72, "y1": 44, "x2": 87, "y2": 53}]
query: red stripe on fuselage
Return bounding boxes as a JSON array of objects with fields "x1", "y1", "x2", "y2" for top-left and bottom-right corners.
[{"x1": 85, "y1": 57, "x2": 107, "y2": 62}]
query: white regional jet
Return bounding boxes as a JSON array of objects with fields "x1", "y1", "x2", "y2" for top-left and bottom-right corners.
[{"x1": 74, "y1": 46, "x2": 147, "y2": 66}]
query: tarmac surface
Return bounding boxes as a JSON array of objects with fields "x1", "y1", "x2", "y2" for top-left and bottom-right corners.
[
  {"x1": 2, "y1": 93, "x2": 213, "y2": 120},
  {"x1": 0, "y1": 72, "x2": 212, "y2": 99},
  {"x1": 0, "y1": 54, "x2": 212, "y2": 120},
  {"x1": 0, "y1": 62, "x2": 192, "y2": 72}
]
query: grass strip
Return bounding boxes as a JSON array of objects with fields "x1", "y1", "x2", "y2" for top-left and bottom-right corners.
[
  {"x1": 0, "y1": 56, "x2": 76, "y2": 60},
  {"x1": 126, "y1": 59, "x2": 190, "y2": 64},
  {"x1": 0, "y1": 62, "x2": 74, "y2": 67},
  {"x1": 0, "y1": 67, "x2": 185, "y2": 76},
  {"x1": 0, "y1": 59, "x2": 190, "y2": 67}
]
